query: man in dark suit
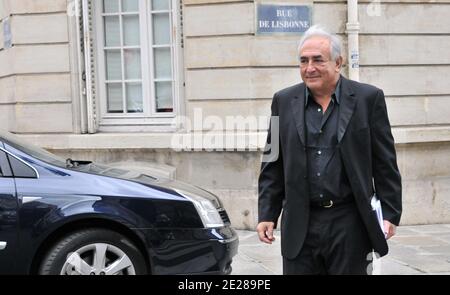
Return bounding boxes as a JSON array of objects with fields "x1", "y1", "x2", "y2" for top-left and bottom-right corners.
[{"x1": 257, "y1": 26, "x2": 402, "y2": 275}]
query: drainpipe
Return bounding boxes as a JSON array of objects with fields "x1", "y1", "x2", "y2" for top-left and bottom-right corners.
[
  {"x1": 75, "y1": 0, "x2": 88, "y2": 133},
  {"x1": 81, "y1": 0, "x2": 96, "y2": 133},
  {"x1": 346, "y1": 0, "x2": 360, "y2": 81}
]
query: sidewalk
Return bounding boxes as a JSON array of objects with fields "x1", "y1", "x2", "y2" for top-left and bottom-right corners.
[{"x1": 231, "y1": 224, "x2": 450, "y2": 275}]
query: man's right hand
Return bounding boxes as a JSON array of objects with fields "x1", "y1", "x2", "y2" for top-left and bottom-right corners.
[{"x1": 256, "y1": 221, "x2": 276, "y2": 244}]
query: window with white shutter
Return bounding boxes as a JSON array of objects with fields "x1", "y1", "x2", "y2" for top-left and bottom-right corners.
[{"x1": 81, "y1": 0, "x2": 182, "y2": 132}]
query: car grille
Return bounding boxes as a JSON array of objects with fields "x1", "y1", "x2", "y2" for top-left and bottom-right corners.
[{"x1": 218, "y1": 209, "x2": 231, "y2": 225}]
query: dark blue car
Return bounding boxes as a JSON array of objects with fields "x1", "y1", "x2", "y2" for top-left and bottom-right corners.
[{"x1": 0, "y1": 131, "x2": 238, "y2": 275}]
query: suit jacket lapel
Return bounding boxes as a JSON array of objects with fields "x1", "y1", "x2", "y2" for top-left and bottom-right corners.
[
  {"x1": 290, "y1": 84, "x2": 306, "y2": 146},
  {"x1": 337, "y1": 77, "x2": 357, "y2": 143}
]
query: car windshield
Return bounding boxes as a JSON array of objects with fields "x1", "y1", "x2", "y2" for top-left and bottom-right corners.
[{"x1": 0, "y1": 130, "x2": 67, "y2": 167}]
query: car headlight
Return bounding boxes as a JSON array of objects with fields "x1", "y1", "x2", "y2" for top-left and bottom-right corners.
[{"x1": 175, "y1": 190, "x2": 224, "y2": 228}]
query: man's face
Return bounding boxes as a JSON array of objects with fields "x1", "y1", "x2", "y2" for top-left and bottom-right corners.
[{"x1": 299, "y1": 37, "x2": 342, "y2": 93}]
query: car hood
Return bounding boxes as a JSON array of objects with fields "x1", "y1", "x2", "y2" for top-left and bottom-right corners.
[
  {"x1": 82, "y1": 163, "x2": 223, "y2": 208},
  {"x1": 151, "y1": 178, "x2": 222, "y2": 208}
]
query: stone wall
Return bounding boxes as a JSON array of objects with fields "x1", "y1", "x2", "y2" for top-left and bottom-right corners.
[
  {"x1": 2, "y1": 0, "x2": 449, "y2": 228},
  {"x1": 48, "y1": 141, "x2": 450, "y2": 230},
  {"x1": 0, "y1": 0, "x2": 74, "y2": 133}
]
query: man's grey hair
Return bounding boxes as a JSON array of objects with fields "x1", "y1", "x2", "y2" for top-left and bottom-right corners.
[{"x1": 297, "y1": 25, "x2": 342, "y2": 61}]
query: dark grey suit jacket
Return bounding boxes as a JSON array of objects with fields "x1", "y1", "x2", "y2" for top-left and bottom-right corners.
[{"x1": 258, "y1": 76, "x2": 402, "y2": 259}]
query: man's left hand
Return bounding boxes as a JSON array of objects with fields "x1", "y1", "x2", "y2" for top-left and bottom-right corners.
[{"x1": 383, "y1": 220, "x2": 396, "y2": 240}]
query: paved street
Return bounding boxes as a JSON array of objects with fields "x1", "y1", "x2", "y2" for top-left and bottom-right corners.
[{"x1": 231, "y1": 224, "x2": 450, "y2": 275}]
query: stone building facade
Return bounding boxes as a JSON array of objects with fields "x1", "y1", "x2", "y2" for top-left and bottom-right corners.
[{"x1": 0, "y1": 0, "x2": 449, "y2": 229}]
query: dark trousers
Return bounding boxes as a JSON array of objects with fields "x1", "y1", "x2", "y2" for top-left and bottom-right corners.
[{"x1": 283, "y1": 202, "x2": 373, "y2": 275}]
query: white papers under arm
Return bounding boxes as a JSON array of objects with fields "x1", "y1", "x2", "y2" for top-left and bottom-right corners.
[{"x1": 371, "y1": 194, "x2": 387, "y2": 238}]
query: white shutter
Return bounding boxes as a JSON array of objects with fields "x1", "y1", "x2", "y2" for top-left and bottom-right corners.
[{"x1": 79, "y1": 0, "x2": 98, "y2": 133}]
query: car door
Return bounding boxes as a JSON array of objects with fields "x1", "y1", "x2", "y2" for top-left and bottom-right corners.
[{"x1": 0, "y1": 144, "x2": 19, "y2": 273}]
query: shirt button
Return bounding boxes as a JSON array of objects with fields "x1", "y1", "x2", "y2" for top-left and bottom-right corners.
[
  {"x1": 319, "y1": 130, "x2": 323, "y2": 134},
  {"x1": 317, "y1": 172, "x2": 321, "y2": 177},
  {"x1": 319, "y1": 194, "x2": 324, "y2": 198},
  {"x1": 317, "y1": 150, "x2": 322, "y2": 155},
  {"x1": 317, "y1": 108, "x2": 321, "y2": 112}
]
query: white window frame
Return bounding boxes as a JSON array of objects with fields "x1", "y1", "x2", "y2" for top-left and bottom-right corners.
[{"x1": 93, "y1": 0, "x2": 184, "y2": 132}]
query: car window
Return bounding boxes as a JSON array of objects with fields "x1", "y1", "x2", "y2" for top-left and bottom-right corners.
[
  {"x1": 7, "y1": 154, "x2": 37, "y2": 178},
  {"x1": 0, "y1": 148, "x2": 12, "y2": 177},
  {"x1": 0, "y1": 131, "x2": 66, "y2": 168}
]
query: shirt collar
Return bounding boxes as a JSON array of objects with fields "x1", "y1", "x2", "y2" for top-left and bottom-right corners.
[{"x1": 305, "y1": 76, "x2": 342, "y2": 107}]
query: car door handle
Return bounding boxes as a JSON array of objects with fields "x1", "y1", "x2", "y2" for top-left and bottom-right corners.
[{"x1": 0, "y1": 242, "x2": 6, "y2": 250}]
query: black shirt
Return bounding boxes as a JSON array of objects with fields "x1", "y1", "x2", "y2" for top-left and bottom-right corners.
[{"x1": 305, "y1": 79, "x2": 353, "y2": 203}]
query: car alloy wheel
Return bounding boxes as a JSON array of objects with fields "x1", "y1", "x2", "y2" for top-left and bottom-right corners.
[
  {"x1": 62, "y1": 243, "x2": 136, "y2": 275},
  {"x1": 39, "y1": 228, "x2": 147, "y2": 275}
]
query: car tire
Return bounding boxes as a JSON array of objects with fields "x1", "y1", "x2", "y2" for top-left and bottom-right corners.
[{"x1": 38, "y1": 228, "x2": 148, "y2": 275}]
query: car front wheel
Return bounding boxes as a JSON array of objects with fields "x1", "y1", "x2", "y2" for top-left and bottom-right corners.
[{"x1": 39, "y1": 228, "x2": 147, "y2": 275}]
